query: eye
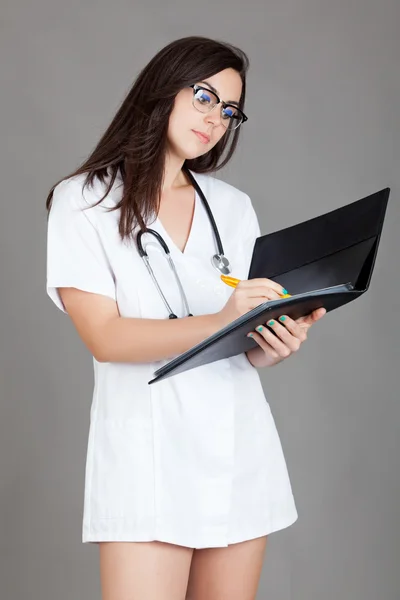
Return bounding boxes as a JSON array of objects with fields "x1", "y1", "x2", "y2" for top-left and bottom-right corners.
[
  {"x1": 222, "y1": 107, "x2": 234, "y2": 118},
  {"x1": 222, "y1": 106, "x2": 240, "y2": 121},
  {"x1": 195, "y1": 90, "x2": 212, "y2": 104}
]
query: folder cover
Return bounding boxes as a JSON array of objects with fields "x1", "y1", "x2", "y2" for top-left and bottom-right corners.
[{"x1": 149, "y1": 187, "x2": 390, "y2": 384}]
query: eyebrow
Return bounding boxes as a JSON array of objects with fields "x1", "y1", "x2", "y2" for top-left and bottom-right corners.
[{"x1": 198, "y1": 81, "x2": 240, "y2": 107}]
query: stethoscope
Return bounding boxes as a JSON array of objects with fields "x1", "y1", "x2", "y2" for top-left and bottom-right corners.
[{"x1": 136, "y1": 165, "x2": 232, "y2": 319}]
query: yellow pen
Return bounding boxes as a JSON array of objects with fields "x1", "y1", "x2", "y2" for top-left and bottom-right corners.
[{"x1": 220, "y1": 275, "x2": 292, "y2": 298}]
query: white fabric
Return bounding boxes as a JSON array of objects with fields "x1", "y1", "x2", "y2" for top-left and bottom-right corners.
[{"x1": 46, "y1": 170, "x2": 298, "y2": 548}]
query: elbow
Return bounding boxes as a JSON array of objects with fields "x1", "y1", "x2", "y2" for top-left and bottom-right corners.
[
  {"x1": 93, "y1": 351, "x2": 106, "y2": 363},
  {"x1": 90, "y1": 321, "x2": 116, "y2": 363},
  {"x1": 88, "y1": 338, "x2": 110, "y2": 363},
  {"x1": 92, "y1": 344, "x2": 110, "y2": 363}
]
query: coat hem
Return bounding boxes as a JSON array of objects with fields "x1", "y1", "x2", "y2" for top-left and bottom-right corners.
[{"x1": 82, "y1": 510, "x2": 299, "y2": 549}]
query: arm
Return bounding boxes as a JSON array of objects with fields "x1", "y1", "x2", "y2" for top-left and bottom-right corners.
[
  {"x1": 59, "y1": 287, "x2": 221, "y2": 363},
  {"x1": 59, "y1": 276, "x2": 297, "y2": 365}
]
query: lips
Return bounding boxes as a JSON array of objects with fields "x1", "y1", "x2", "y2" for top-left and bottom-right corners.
[{"x1": 192, "y1": 130, "x2": 210, "y2": 144}]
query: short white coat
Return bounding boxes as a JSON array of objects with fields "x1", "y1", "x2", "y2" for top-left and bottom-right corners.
[{"x1": 46, "y1": 170, "x2": 298, "y2": 548}]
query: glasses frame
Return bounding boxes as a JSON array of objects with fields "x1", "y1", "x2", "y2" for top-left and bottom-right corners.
[{"x1": 189, "y1": 84, "x2": 248, "y2": 130}]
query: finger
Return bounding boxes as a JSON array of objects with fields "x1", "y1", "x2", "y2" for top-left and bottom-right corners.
[
  {"x1": 242, "y1": 278, "x2": 288, "y2": 297},
  {"x1": 247, "y1": 331, "x2": 279, "y2": 359},
  {"x1": 297, "y1": 307, "x2": 326, "y2": 327},
  {"x1": 261, "y1": 319, "x2": 302, "y2": 353},
  {"x1": 275, "y1": 315, "x2": 307, "y2": 342},
  {"x1": 252, "y1": 323, "x2": 294, "y2": 357},
  {"x1": 306, "y1": 307, "x2": 326, "y2": 322},
  {"x1": 245, "y1": 286, "x2": 283, "y2": 301},
  {"x1": 235, "y1": 284, "x2": 282, "y2": 302}
]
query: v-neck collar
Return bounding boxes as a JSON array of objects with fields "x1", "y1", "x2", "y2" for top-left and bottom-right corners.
[{"x1": 155, "y1": 170, "x2": 204, "y2": 258}]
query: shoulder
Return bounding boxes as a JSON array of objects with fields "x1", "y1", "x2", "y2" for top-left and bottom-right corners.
[
  {"x1": 50, "y1": 172, "x2": 122, "y2": 226},
  {"x1": 51, "y1": 174, "x2": 87, "y2": 208}
]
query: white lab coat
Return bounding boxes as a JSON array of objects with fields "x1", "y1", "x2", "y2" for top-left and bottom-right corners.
[{"x1": 46, "y1": 169, "x2": 298, "y2": 548}]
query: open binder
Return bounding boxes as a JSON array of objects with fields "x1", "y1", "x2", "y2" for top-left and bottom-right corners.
[{"x1": 149, "y1": 187, "x2": 390, "y2": 384}]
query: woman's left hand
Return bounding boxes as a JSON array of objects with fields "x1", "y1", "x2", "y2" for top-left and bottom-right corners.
[{"x1": 245, "y1": 307, "x2": 327, "y2": 368}]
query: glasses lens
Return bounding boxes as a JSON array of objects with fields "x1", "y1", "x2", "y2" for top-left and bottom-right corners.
[
  {"x1": 193, "y1": 87, "x2": 219, "y2": 113},
  {"x1": 221, "y1": 105, "x2": 243, "y2": 130},
  {"x1": 192, "y1": 86, "x2": 244, "y2": 130}
]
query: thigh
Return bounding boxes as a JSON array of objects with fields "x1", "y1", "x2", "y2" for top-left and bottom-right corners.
[
  {"x1": 186, "y1": 535, "x2": 267, "y2": 600},
  {"x1": 99, "y1": 541, "x2": 194, "y2": 600}
]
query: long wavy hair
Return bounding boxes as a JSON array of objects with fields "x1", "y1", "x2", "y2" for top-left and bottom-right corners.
[{"x1": 45, "y1": 36, "x2": 249, "y2": 240}]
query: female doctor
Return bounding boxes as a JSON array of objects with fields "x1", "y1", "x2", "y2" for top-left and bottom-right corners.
[{"x1": 46, "y1": 36, "x2": 325, "y2": 600}]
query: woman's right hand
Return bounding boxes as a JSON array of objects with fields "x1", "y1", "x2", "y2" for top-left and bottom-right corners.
[{"x1": 216, "y1": 278, "x2": 287, "y2": 329}]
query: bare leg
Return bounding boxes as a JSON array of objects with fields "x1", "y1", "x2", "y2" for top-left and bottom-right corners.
[
  {"x1": 185, "y1": 535, "x2": 267, "y2": 600},
  {"x1": 99, "y1": 540, "x2": 194, "y2": 600}
]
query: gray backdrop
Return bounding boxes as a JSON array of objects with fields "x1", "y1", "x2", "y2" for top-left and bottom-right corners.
[{"x1": 1, "y1": 0, "x2": 399, "y2": 599}]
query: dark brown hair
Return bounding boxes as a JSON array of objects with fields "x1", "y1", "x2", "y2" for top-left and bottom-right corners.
[{"x1": 45, "y1": 36, "x2": 249, "y2": 240}]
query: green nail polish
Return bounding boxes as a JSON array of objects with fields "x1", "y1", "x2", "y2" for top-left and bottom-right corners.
[
  {"x1": 282, "y1": 288, "x2": 288, "y2": 295},
  {"x1": 248, "y1": 333, "x2": 253, "y2": 337},
  {"x1": 279, "y1": 316, "x2": 286, "y2": 322},
  {"x1": 257, "y1": 326, "x2": 263, "y2": 332},
  {"x1": 267, "y1": 320, "x2": 275, "y2": 327}
]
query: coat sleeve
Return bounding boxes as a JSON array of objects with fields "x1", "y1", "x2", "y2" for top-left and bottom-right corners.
[
  {"x1": 46, "y1": 179, "x2": 117, "y2": 314},
  {"x1": 241, "y1": 193, "x2": 261, "y2": 278}
]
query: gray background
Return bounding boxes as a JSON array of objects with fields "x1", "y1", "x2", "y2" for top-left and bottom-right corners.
[{"x1": 1, "y1": 0, "x2": 399, "y2": 598}]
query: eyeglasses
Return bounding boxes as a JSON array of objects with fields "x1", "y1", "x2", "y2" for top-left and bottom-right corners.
[{"x1": 189, "y1": 84, "x2": 248, "y2": 131}]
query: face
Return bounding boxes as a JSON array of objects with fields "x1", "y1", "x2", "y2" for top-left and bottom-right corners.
[{"x1": 166, "y1": 68, "x2": 243, "y2": 161}]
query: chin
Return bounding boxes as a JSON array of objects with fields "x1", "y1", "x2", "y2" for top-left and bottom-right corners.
[
  {"x1": 168, "y1": 136, "x2": 212, "y2": 162},
  {"x1": 184, "y1": 142, "x2": 211, "y2": 161}
]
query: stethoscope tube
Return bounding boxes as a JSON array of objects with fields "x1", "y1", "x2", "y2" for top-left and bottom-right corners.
[
  {"x1": 136, "y1": 167, "x2": 232, "y2": 318},
  {"x1": 136, "y1": 229, "x2": 193, "y2": 318},
  {"x1": 183, "y1": 166, "x2": 231, "y2": 275},
  {"x1": 183, "y1": 166, "x2": 224, "y2": 256}
]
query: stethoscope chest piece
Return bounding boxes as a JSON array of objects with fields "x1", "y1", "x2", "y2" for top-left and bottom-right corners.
[{"x1": 211, "y1": 254, "x2": 231, "y2": 275}]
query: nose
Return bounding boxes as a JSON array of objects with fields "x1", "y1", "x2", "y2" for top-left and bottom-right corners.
[{"x1": 204, "y1": 104, "x2": 223, "y2": 128}]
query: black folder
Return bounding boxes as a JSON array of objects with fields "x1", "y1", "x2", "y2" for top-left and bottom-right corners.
[{"x1": 149, "y1": 187, "x2": 390, "y2": 384}]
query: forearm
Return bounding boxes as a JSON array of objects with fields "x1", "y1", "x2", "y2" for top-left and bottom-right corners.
[{"x1": 96, "y1": 313, "x2": 221, "y2": 363}]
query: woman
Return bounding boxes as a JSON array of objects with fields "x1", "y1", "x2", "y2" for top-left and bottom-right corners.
[{"x1": 46, "y1": 36, "x2": 325, "y2": 600}]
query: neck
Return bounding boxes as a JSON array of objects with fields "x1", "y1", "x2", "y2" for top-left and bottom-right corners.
[{"x1": 162, "y1": 151, "x2": 188, "y2": 192}]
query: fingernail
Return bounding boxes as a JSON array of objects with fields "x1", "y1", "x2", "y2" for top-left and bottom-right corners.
[
  {"x1": 257, "y1": 326, "x2": 263, "y2": 332},
  {"x1": 267, "y1": 320, "x2": 275, "y2": 327},
  {"x1": 279, "y1": 316, "x2": 286, "y2": 322},
  {"x1": 248, "y1": 333, "x2": 253, "y2": 337},
  {"x1": 282, "y1": 288, "x2": 288, "y2": 295}
]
